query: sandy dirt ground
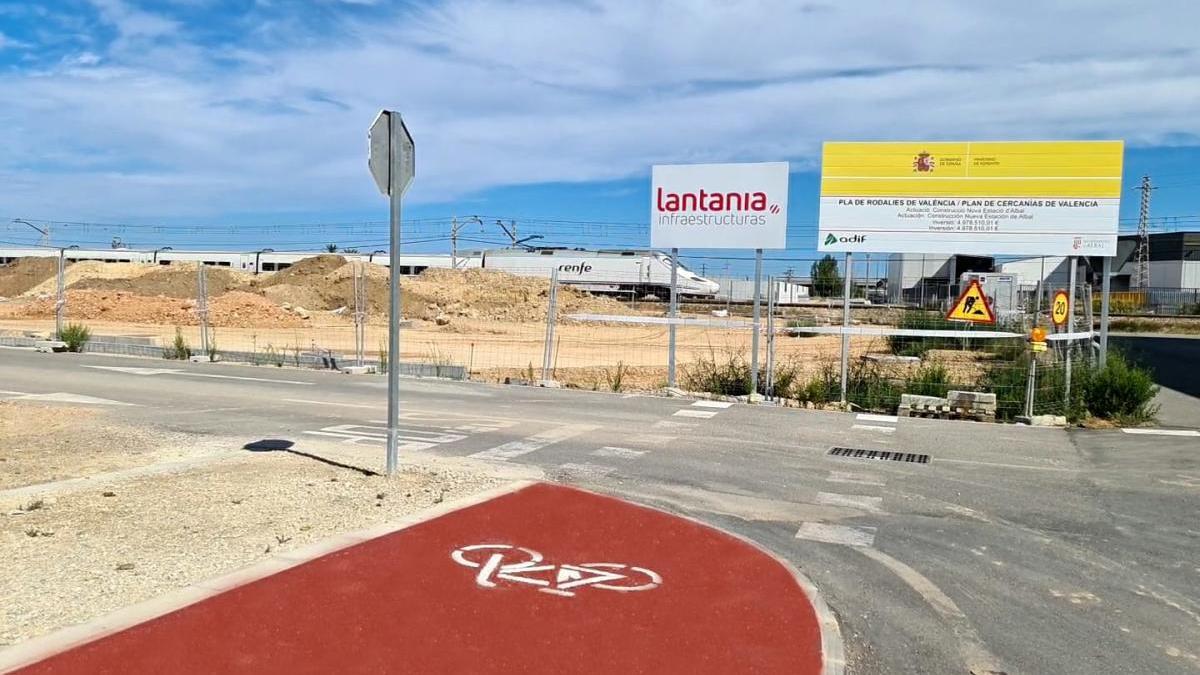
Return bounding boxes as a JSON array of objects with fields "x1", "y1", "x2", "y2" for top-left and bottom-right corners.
[
  {"x1": 0, "y1": 402, "x2": 509, "y2": 647},
  {"x1": 0, "y1": 402, "x2": 229, "y2": 491}
]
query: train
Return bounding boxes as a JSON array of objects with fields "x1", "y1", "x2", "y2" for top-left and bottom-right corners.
[{"x1": 0, "y1": 246, "x2": 721, "y2": 298}]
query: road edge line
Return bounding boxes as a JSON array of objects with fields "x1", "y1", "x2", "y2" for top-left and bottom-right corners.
[
  {"x1": 561, "y1": 484, "x2": 846, "y2": 675},
  {"x1": 0, "y1": 479, "x2": 537, "y2": 674}
]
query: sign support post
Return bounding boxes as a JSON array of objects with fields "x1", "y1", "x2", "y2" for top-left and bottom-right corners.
[
  {"x1": 1099, "y1": 256, "x2": 1112, "y2": 367},
  {"x1": 369, "y1": 109, "x2": 415, "y2": 476},
  {"x1": 668, "y1": 247, "x2": 679, "y2": 390},
  {"x1": 385, "y1": 114, "x2": 404, "y2": 475},
  {"x1": 839, "y1": 252, "x2": 852, "y2": 405},
  {"x1": 749, "y1": 249, "x2": 763, "y2": 399}
]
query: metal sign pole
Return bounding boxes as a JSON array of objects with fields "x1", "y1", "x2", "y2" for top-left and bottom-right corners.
[
  {"x1": 749, "y1": 249, "x2": 763, "y2": 399},
  {"x1": 1099, "y1": 256, "x2": 1112, "y2": 367},
  {"x1": 839, "y1": 252, "x2": 853, "y2": 405},
  {"x1": 668, "y1": 247, "x2": 679, "y2": 390},
  {"x1": 1064, "y1": 256, "x2": 1077, "y2": 406},
  {"x1": 385, "y1": 114, "x2": 403, "y2": 476}
]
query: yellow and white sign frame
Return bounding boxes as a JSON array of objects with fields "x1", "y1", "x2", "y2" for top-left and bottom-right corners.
[{"x1": 818, "y1": 141, "x2": 1123, "y2": 255}]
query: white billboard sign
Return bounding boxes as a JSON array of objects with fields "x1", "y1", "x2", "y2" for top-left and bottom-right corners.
[
  {"x1": 817, "y1": 141, "x2": 1124, "y2": 256},
  {"x1": 651, "y1": 162, "x2": 789, "y2": 249}
]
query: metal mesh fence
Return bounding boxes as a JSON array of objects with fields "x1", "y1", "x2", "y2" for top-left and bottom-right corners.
[{"x1": 0, "y1": 252, "x2": 1102, "y2": 419}]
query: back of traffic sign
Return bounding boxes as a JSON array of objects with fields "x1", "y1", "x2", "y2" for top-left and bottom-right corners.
[
  {"x1": 946, "y1": 279, "x2": 996, "y2": 324},
  {"x1": 368, "y1": 111, "x2": 415, "y2": 198}
]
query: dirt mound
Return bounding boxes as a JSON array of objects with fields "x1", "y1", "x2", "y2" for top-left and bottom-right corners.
[
  {"x1": 72, "y1": 265, "x2": 251, "y2": 299},
  {"x1": 1, "y1": 290, "x2": 302, "y2": 328},
  {"x1": 22, "y1": 261, "x2": 163, "y2": 297},
  {"x1": 401, "y1": 268, "x2": 630, "y2": 322},
  {"x1": 259, "y1": 255, "x2": 347, "y2": 288},
  {"x1": 0, "y1": 258, "x2": 59, "y2": 298}
]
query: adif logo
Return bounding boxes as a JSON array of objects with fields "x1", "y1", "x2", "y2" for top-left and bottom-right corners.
[{"x1": 825, "y1": 233, "x2": 867, "y2": 245}]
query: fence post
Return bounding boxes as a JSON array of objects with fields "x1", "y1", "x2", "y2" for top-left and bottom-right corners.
[
  {"x1": 668, "y1": 247, "x2": 679, "y2": 390},
  {"x1": 541, "y1": 268, "x2": 559, "y2": 382},
  {"x1": 353, "y1": 262, "x2": 366, "y2": 366},
  {"x1": 196, "y1": 262, "x2": 210, "y2": 357},
  {"x1": 749, "y1": 249, "x2": 763, "y2": 400},
  {"x1": 1065, "y1": 256, "x2": 1077, "y2": 406},
  {"x1": 765, "y1": 276, "x2": 776, "y2": 399},
  {"x1": 1099, "y1": 256, "x2": 1111, "y2": 367},
  {"x1": 839, "y1": 252, "x2": 853, "y2": 405},
  {"x1": 1024, "y1": 357, "x2": 1037, "y2": 418},
  {"x1": 55, "y1": 249, "x2": 66, "y2": 339}
]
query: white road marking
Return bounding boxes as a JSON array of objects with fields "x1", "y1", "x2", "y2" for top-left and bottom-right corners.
[
  {"x1": 857, "y1": 413, "x2": 899, "y2": 423},
  {"x1": 83, "y1": 366, "x2": 182, "y2": 376},
  {"x1": 692, "y1": 400, "x2": 734, "y2": 409},
  {"x1": 827, "y1": 471, "x2": 885, "y2": 487},
  {"x1": 1121, "y1": 428, "x2": 1200, "y2": 437},
  {"x1": 84, "y1": 364, "x2": 312, "y2": 386},
  {"x1": 817, "y1": 491, "x2": 883, "y2": 512},
  {"x1": 179, "y1": 372, "x2": 313, "y2": 385},
  {"x1": 469, "y1": 424, "x2": 598, "y2": 461},
  {"x1": 284, "y1": 398, "x2": 378, "y2": 409},
  {"x1": 590, "y1": 446, "x2": 647, "y2": 459},
  {"x1": 938, "y1": 458, "x2": 1078, "y2": 472},
  {"x1": 652, "y1": 420, "x2": 693, "y2": 430},
  {"x1": 302, "y1": 424, "x2": 468, "y2": 447},
  {"x1": 0, "y1": 391, "x2": 133, "y2": 406},
  {"x1": 632, "y1": 434, "x2": 675, "y2": 446},
  {"x1": 674, "y1": 409, "x2": 717, "y2": 419},
  {"x1": 857, "y1": 547, "x2": 1007, "y2": 673},
  {"x1": 852, "y1": 424, "x2": 896, "y2": 434},
  {"x1": 556, "y1": 462, "x2": 616, "y2": 479},
  {"x1": 795, "y1": 523, "x2": 877, "y2": 547}
]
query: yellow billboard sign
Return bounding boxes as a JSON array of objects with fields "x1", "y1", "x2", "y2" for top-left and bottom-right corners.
[{"x1": 818, "y1": 141, "x2": 1124, "y2": 255}]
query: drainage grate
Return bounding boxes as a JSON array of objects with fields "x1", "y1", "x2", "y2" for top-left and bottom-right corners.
[{"x1": 828, "y1": 447, "x2": 930, "y2": 464}]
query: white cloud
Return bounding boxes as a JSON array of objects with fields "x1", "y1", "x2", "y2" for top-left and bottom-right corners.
[{"x1": 0, "y1": 0, "x2": 1198, "y2": 219}]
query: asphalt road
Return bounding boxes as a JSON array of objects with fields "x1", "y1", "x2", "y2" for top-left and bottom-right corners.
[{"x1": 3, "y1": 348, "x2": 1199, "y2": 674}]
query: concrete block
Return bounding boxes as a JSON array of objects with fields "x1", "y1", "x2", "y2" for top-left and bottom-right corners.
[
  {"x1": 946, "y1": 390, "x2": 997, "y2": 407},
  {"x1": 863, "y1": 354, "x2": 920, "y2": 365},
  {"x1": 342, "y1": 365, "x2": 376, "y2": 375},
  {"x1": 900, "y1": 394, "x2": 947, "y2": 407},
  {"x1": 34, "y1": 340, "x2": 68, "y2": 353}
]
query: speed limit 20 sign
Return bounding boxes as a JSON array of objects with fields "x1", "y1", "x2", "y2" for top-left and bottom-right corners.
[{"x1": 1051, "y1": 290, "x2": 1070, "y2": 327}]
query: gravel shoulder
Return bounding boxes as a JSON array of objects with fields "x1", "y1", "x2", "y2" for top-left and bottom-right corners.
[
  {"x1": 0, "y1": 402, "x2": 228, "y2": 491},
  {"x1": 0, "y1": 423, "x2": 510, "y2": 647}
]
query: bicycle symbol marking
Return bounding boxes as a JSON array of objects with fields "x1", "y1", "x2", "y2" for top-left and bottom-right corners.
[{"x1": 451, "y1": 544, "x2": 662, "y2": 598}]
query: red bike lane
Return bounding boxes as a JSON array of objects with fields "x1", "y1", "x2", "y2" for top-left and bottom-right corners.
[{"x1": 10, "y1": 483, "x2": 829, "y2": 674}]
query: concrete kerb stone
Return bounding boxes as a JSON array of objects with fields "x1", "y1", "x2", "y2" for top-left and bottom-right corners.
[{"x1": 0, "y1": 480, "x2": 538, "y2": 674}]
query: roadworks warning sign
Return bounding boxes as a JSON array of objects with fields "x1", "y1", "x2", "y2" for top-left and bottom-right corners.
[{"x1": 946, "y1": 279, "x2": 996, "y2": 324}]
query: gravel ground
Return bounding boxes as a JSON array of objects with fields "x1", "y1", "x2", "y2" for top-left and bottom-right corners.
[
  {"x1": 0, "y1": 449, "x2": 505, "y2": 646},
  {"x1": 0, "y1": 402, "x2": 228, "y2": 491}
]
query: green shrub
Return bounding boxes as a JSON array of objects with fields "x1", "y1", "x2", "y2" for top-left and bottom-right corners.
[
  {"x1": 681, "y1": 349, "x2": 752, "y2": 396},
  {"x1": 378, "y1": 341, "x2": 388, "y2": 373},
  {"x1": 58, "y1": 323, "x2": 91, "y2": 353},
  {"x1": 846, "y1": 361, "x2": 903, "y2": 412},
  {"x1": 793, "y1": 365, "x2": 839, "y2": 404},
  {"x1": 1078, "y1": 352, "x2": 1159, "y2": 424},
  {"x1": 906, "y1": 363, "x2": 952, "y2": 398},
  {"x1": 163, "y1": 327, "x2": 192, "y2": 360},
  {"x1": 681, "y1": 349, "x2": 798, "y2": 397},
  {"x1": 606, "y1": 361, "x2": 628, "y2": 392}
]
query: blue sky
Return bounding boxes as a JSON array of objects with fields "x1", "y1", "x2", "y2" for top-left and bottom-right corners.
[{"x1": 1, "y1": 0, "x2": 1199, "y2": 275}]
